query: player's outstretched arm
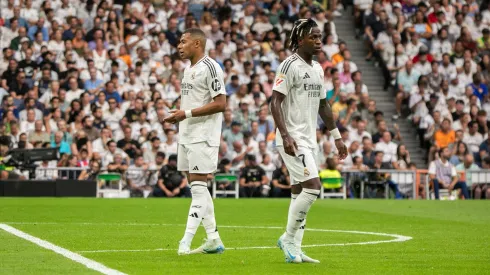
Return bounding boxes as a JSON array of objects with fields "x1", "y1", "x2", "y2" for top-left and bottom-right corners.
[
  {"x1": 318, "y1": 98, "x2": 348, "y2": 160},
  {"x1": 270, "y1": 91, "x2": 298, "y2": 156},
  {"x1": 164, "y1": 94, "x2": 226, "y2": 124}
]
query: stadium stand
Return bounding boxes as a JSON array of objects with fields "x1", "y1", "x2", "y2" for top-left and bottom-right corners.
[{"x1": 0, "y1": 0, "x2": 489, "y2": 199}]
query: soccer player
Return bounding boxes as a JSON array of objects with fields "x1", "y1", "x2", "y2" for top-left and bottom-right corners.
[
  {"x1": 164, "y1": 28, "x2": 226, "y2": 255},
  {"x1": 270, "y1": 19, "x2": 348, "y2": 263}
]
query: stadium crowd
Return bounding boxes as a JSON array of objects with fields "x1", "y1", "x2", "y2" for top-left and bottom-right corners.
[
  {"x1": 359, "y1": 0, "x2": 490, "y2": 199},
  {"x1": 0, "y1": 0, "x2": 488, "y2": 199}
]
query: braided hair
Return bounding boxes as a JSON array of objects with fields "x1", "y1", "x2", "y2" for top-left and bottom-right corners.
[{"x1": 288, "y1": 19, "x2": 319, "y2": 52}]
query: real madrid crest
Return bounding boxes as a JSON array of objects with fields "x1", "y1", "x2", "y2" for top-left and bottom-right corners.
[{"x1": 304, "y1": 168, "x2": 310, "y2": 177}]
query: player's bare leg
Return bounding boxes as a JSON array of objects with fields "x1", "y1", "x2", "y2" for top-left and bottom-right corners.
[{"x1": 180, "y1": 172, "x2": 224, "y2": 255}]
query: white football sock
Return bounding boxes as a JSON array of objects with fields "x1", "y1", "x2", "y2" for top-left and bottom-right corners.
[
  {"x1": 201, "y1": 182, "x2": 220, "y2": 240},
  {"x1": 283, "y1": 193, "x2": 306, "y2": 248},
  {"x1": 285, "y1": 188, "x2": 319, "y2": 241},
  {"x1": 182, "y1": 183, "x2": 208, "y2": 244},
  {"x1": 283, "y1": 193, "x2": 299, "y2": 237},
  {"x1": 295, "y1": 218, "x2": 306, "y2": 249}
]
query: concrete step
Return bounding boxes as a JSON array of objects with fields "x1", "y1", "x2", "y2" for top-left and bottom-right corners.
[{"x1": 334, "y1": 8, "x2": 428, "y2": 168}]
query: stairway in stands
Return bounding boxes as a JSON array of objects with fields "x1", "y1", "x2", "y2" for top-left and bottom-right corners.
[{"x1": 334, "y1": 10, "x2": 426, "y2": 167}]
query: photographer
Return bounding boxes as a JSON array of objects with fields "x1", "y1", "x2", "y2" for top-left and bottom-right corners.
[{"x1": 153, "y1": 154, "x2": 190, "y2": 198}]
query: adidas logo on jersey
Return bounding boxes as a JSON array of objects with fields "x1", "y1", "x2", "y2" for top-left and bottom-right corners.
[
  {"x1": 303, "y1": 73, "x2": 310, "y2": 79},
  {"x1": 193, "y1": 166, "x2": 199, "y2": 171}
]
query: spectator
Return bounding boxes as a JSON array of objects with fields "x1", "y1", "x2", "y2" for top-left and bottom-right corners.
[
  {"x1": 470, "y1": 73, "x2": 488, "y2": 102},
  {"x1": 103, "y1": 140, "x2": 129, "y2": 167},
  {"x1": 450, "y1": 141, "x2": 470, "y2": 166},
  {"x1": 271, "y1": 161, "x2": 291, "y2": 198},
  {"x1": 473, "y1": 156, "x2": 490, "y2": 199},
  {"x1": 28, "y1": 120, "x2": 49, "y2": 144},
  {"x1": 362, "y1": 138, "x2": 376, "y2": 167},
  {"x1": 463, "y1": 121, "x2": 483, "y2": 156},
  {"x1": 59, "y1": 155, "x2": 80, "y2": 180},
  {"x1": 428, "y1": 147, "x2": 470, "y2": 200},
  {"x1": 233, "y1": 98, "x2": 255, "y2": 132},
  {"x1": 455, "y1": 153, "x2": 480, "y2": 195},
  {"x1": 117, "y1": 125, "x2": 141, "y2": 160},
  {"x1": 78, "y1": 160, "x2": 102, "y2": 181},
  {"x1": 82, "y1": 116, "x2": 100, "y2": 142},
  {"x1": 222, "y1": 121, "x2": 244, "y2": 148},
  {"x1": 372, "y1": 120, "x2": 400, "y2": 144},
  {"x1": 107, "y1": 153, "x2": 129, "y2": 175},
  {"x1": 239, "y1": 154, "x2": 268, "y2": 198},
  {"x1": 394, "y1": 144, "x2": 411, "y2": 170},
  {"x1": 143, "y1": 137, "x2": 164, "y2": 165},
  {"x1": 369, "y1": 151, "x2": 402, "y2": 199},
  {"x1": 126, "y1": 155, "x2": 152, "y2": 197},
  {"x1": 434, "y1": 118, "x2": 456, "y2": 149},
  {"x1": 257, "y1": 109, "x2": 274, "y2": 138},
  {"x1": 375, "y1": 131, "x2": 397, "y2": 166},
  {"x1": 154, "y1": 154, "x2": 190, "y2": 198},
  {"x1": 51, "y1": 131, "x2": 71, "y2": 155}
]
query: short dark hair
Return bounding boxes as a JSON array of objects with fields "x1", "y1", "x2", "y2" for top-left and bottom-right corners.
[
  {"x1": 156, "y1": 152, "x2": 166, "y2": 159},
  {"x1": 182, "y1": 28, "x2": 206, "y2": 49}
]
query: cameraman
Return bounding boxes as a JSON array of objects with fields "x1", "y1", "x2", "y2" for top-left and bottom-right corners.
[
  {"x1": 153, "y1": 154, "x2": 190, "y2": 198},
  {"x1": 0, "y1": 135, "x2": 25, "y2": 180}
]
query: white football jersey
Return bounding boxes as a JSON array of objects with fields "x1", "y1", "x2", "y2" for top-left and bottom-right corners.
[
  {"x1": 272, "y1": 53, "x2": 326, "y2": 149},
  {"x1": 179, "y1": 56, "x2": 226, "y2": 146}
]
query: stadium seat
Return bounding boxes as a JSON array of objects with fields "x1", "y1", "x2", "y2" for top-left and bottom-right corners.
[
  {"x1": 212, "y1": 174, "x2": 239, "y2": 199},
  {"x1": 320, "y1": 177, "x2": 346, "y2": 199}
]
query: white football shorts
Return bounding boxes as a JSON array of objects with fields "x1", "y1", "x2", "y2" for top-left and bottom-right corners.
[
  {"x1": 177, "y1": 141, "x2": 219, "y2": 174},
  {"x1": 277, "y1": 146, "x2": 319, "y2": 184}
]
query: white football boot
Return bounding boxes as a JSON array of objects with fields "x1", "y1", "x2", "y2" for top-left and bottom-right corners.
[
  {"x1": 277, "y1": 234, "x2": 301, "y2": 263},
  {"x1": 278, "y1": 233, "x2": 320, "y2": 263},
  {"x1": 189, "y1": 238, "x2": 225, "y2": 254},
  {"x1": 178, "y1": 240, "x2": 191, "y2": 255}
]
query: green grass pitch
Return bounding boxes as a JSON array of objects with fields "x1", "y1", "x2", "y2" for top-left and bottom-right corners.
[{"x1": 0, "y1": 199, "x2": 489, "y2": 274}]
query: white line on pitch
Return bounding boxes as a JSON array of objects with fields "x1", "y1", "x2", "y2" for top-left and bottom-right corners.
[
  {"x1": 0, "y1": 224, "x2": 127, "y2": 275},
  {"x1": 76, "y1": 238, "x2": 411, "y2": 254},
  {"x1": 2, "y1": 222, "x2": 413, "y2": 254}
]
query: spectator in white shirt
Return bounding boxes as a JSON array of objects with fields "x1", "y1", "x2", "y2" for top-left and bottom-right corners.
[
  {"x1": 92, "y1": 127, "x2": 112, "y2": 157},
  {"x1": 131, "y1": 111, "x2": 152, "y2": 139},
  {"x1": 350, "y1": 120, "x2": 372, "y2": 144},
  {"x1": 463, "y1": 121, "x2": 484, "y2": 154},
  {"x1": 21, "y1": 0, "x2": 38, "y2": 25},
  {"x1": 103, "y1": 98, "x2": 124, "y2": 131},
  {"x1": 20, "y1": 109, "x2": 37, "y2": 133},
  {"x1": 143, "y1": 136, "x2": 165, "y2": 165},
  {"x1": 102, "y1": 140, "x2": 129, "y2": 167},
  {"x1": 65, "y1": 77, "x2": 84, "y2": 104},
  {"x1": 161, "y1": 129, "x2": 178, "y2": 155},
  {"x1": 127, "y1": 154, "x2": 152, "y2": 197},
  {"x1": 375, "y1": 131, "x2": 398, "y2": 165}
]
